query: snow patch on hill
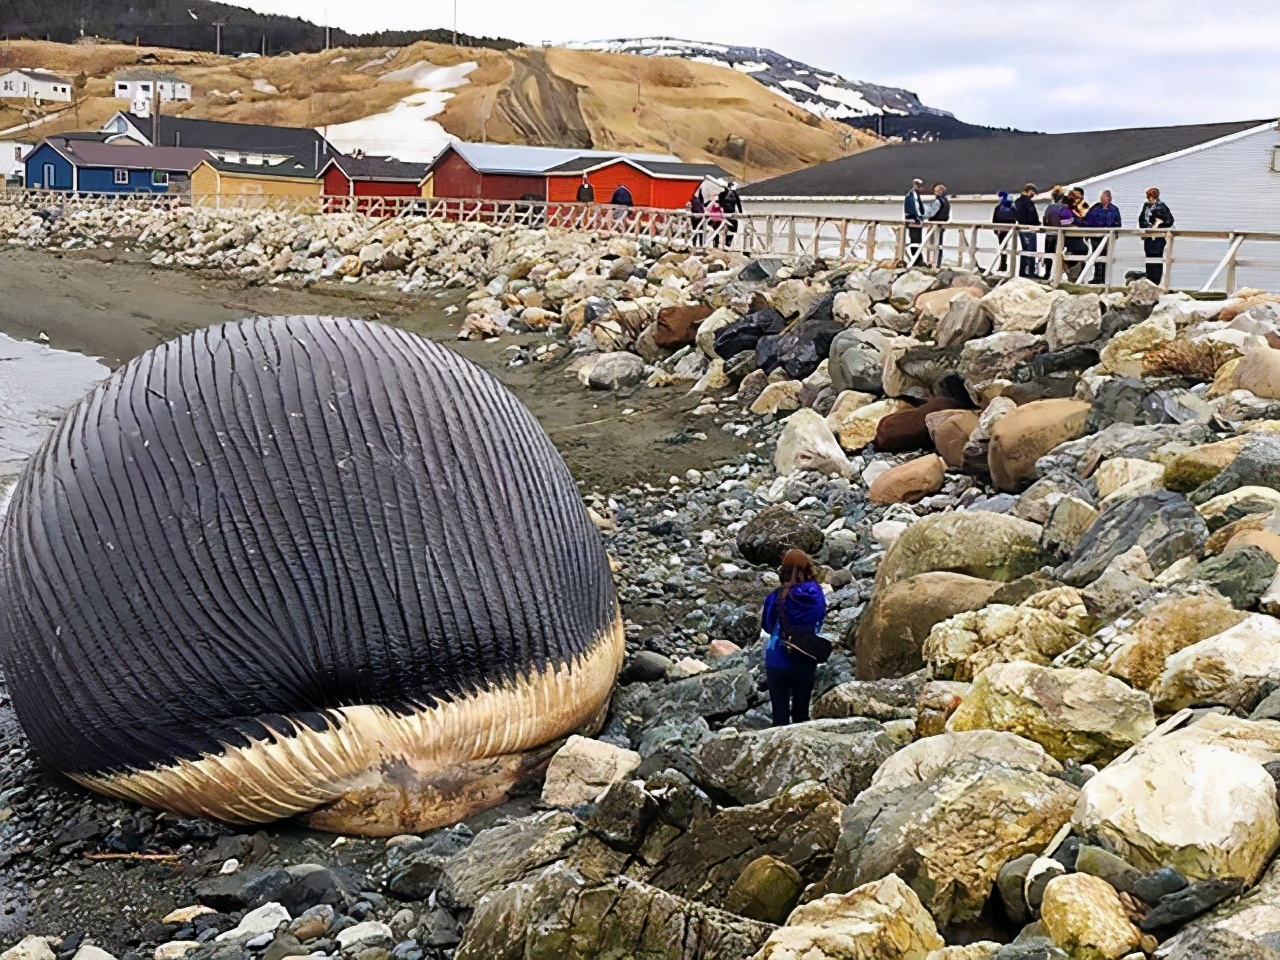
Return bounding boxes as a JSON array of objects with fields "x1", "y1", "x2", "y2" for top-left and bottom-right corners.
[
  {"x1": 568, "y1": 37, "x2": 952, "y2": 122},
  {"x1": 320, "y1": 60, "x2": 476, "y2": 163}
]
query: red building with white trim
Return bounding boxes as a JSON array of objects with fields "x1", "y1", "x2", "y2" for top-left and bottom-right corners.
[{"x1": 320, "y1": 154, "x2": 430, "y2": 212}]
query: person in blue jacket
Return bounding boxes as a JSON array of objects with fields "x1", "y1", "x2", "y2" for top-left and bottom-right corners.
[
  {"x1": 1081, "y1": 190, "x2": 1122, "y2": 285},
  {"x1": 760, "y1": 549, "x2": 827, "y2": 726}
]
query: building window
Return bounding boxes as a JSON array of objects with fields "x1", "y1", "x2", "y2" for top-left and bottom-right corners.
[
  {"x1": 13, "y1": 148, "x2": 20, "y2": 160},
  {"x1": 114, "y1": 169, "x2": 129, "y2": 185},
  {"x1": 152, "y1": 170, "x2": 169, "y2": 187}
]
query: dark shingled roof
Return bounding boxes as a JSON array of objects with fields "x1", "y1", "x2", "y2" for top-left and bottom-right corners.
[
  {"x1": 44, "y1": 140, "x2": 209, "y2": 171},
  {"x1": 325, "y1": 154, "x2": 430, "y2": 182},
  {"x1": 122, "y1": 113, "x2": 337, "y2": 161},
  {"x1": 742, "y1": 119, "x2": 1274, "y2": 198},
  {"x1": 545, "y1": 156, "x2": 730, "y2": 179},
  {"x1": 205, "y1": 156, "x2": 319, "y2": 178}
]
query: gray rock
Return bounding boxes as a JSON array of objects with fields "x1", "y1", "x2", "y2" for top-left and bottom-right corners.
[
  {"x1": 1075, "y1": 844, "x2": 1143, "y2": 898},
  {"x1": 935, "y1": 291, "x2": 991, "y2": 348},
  {"x1": 1087, "y1": 376, "x2": 1148, "y2": 431},
  {"x1": 622, "y1": 651, "x2": 674, "y2": 684},
  {"x1": 960, "y1": 331, "x2": 1047, "y2": 384},
  {"x1": 997, "y1": 853, "x2": 1038, "y2": 926},
  {"x1": 1192, "y1": 435, "x2": 1280, "y2": 505},
  {"x1": 1144, "y1": 389, "x2": 1216, "y2": 425},
  {"x1": 1160, "y1": 928, "x2": 1280, "y2": 959},
  {"x1": 1024, "y1": 858, "x2": 1066, "y2": 912},
  {"x1": 1135, "y1": 866, "x2": 1190, "y2": 905},
  {"x1": 812, "y1": 672, "x2": 928, "y2": 722},
  {"x1": 1141, "y1": 879, "x2": 1244, "y2": 931},
  {"x1": 1060, "y1": 491, "x2": 1209, "y2": 586},
  {"x1": 736, "y1": 504, "x2": 825, "y2": 566},
  {"x1": 1049, "y1": 422, "x2": 1216, "y2": 477},
  {"x1": 1175, "y1": 546, "x2": 1278, "y2": 610},
  {"x1": 692, "y1": 718, "x2": 895, "y2": 805},
  {"x1": 587, "y1": 352, "x2": 646, "y2": 390},
  {"x1": 1046, "y1": 293, "x2": 1102, "y2": 351},
  {"x1": 829, "y1": 331, "x2": 885, "y2": 396}
]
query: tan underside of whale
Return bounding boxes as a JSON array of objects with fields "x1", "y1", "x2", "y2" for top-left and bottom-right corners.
[{"x1": 73, "y1": 615, "x2": 626, "y2": 836}]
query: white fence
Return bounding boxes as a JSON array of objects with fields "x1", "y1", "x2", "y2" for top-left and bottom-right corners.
[{"x1": 5, "y1": 189, "x2": 1279, "y2": 294}]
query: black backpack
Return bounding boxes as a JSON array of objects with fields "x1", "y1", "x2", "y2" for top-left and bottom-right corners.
[
  {"x1": 779, "y1": 597, "x2": 833, "y2": 664},
  {"x1": 992, "y1": 201, "x2": 1018, "y2": 225}
]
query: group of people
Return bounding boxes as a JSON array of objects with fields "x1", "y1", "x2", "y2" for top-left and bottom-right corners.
[
  {"x1": 904, "y1": 179, "x2": 1177, "y2": 284},
  {"x1": 688, "y1": 181, "x2": 743, "y2": 248}
]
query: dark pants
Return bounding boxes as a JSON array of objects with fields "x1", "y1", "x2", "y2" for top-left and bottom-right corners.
[
  {"x1": 1044, "y1": 233, "x2": 1057, "y2": 276},
  {"x1": 1144, "y1": 236, "x2": 1167, "y2": 283},
  {"x1": 766, "y1": 664, "x2": 816, "y2": 726},
  {"x1": 1018, "y1": 231, "x2": 1039, "y2": 278},
  {"x1": 691, "y1": 214, "x2": 705, "y2": 247},
  {"x1": 932, "y1": 226, "x2": 945, "y2": 266},
  {"x1": 1089, "y1": 236, "x2": 1107, "y2": 284},
  {"x1": 994, "y1": 227, "x2": 1013, "y2": 273},
  {"x1": 906, "y1": 224, "x2": 923, "y2": 264},
  {"x1": 1065, "y1": 236, "x2": 1089, "y2": 282},
  {"x1": 723, "y1": 216, "x2": 739, "y2": 249}
]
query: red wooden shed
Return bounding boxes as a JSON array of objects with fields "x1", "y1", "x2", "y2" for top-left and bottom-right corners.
[
  {"x1": 544, "y1": 157, "x2": 730, "y2": 210},
  {"x1": 320, "y1": 154, "x2": 430, "y2": 213}
]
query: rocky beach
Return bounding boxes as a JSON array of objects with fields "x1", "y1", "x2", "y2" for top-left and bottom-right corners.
[{"x1": 4, "y1": 202, "x2": 1280, "y2": 960}]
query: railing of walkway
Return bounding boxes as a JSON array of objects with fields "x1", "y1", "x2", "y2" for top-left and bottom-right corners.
[{"x1": 4, "y1": 189, "x2": 1279, "y2": 294}]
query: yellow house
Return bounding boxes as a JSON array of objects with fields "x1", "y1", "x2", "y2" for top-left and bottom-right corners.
[{"x1": 191, "y1": 157, "x2": 322, "y2": 211}]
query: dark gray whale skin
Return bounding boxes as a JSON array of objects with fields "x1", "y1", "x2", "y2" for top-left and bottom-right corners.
[{"x1": 0, "y1": 315, "x2": 617, "y2": 781}]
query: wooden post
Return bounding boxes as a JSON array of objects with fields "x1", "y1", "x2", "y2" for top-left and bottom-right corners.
[{"x1": 1162, "y1": 232, "x2": 1175, "y2": 290}]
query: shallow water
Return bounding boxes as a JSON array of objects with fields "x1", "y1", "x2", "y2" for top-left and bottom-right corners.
[{"x1": 0, "y1": 331, "x2": 109, "y2": 483}]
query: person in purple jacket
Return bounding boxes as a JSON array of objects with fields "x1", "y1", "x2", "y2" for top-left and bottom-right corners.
[{"x1": 760, "y1": 549, "x2": 827, "y2": 726}]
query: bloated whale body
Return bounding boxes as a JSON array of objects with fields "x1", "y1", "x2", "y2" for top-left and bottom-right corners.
[{"x1": 0, "y1": 316, "x2": 623, "y2": 835}]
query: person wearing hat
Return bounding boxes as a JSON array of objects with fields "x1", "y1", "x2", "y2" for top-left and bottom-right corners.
[
  {"x1": 1139, "y1": 187, "x2": 1175, "y2": 283},
  {"x1": 991, "y1": 190, "x2": 1018, "y2": 274},
  {"x1": 904, "y1": 178, "x2": 926, "y2": 265},
  {"x1": 718, "y1": 180, "x2": 743, "y2": 250},
  {"x1": 1013, "y1": 183, "x2": 1042, "y2": 279}
]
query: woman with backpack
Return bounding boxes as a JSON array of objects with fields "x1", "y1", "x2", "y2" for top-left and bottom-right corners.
[
  {"x1": 760, "y1": 550, "x2": 829, "y2": 726},
  {"x1": 991, "y1": 191, "x2": 1019, "y2": 275}
]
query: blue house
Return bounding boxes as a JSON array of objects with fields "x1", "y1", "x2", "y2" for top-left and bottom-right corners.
[{"x1": 24, "y1": 138, "x2": 209, "y2": 194}]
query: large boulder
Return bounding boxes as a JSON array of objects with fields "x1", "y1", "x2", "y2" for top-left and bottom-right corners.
[
  {"x1": 775, "y1": 409, "x2": 853, "y2": 477},
  {"x1": 813, "y1": 673, "x2": 928, "y2": 722},
  {"x1": 873, "y1": 512, "x2": 1050, "y2": 589},
  {"x1": 1046, "y1": 293, "x2": 1103, "y2": 351},
  {"x1": 1099, "y1": 313, "x2": 1178, "y2": 376},
  {"x1": 829, "y1": 330, "x2": 886, "y2": 396},
  {"x1": 1231, "y1": 345, "x2": 1280, "y2": 400},
  {"x1": 737, "y1": 505, "x2": 825, "y2": 566},
  {"x1": 654, "y1": 304, "x2": 715, "y2": 348},
  {"x1": 928, "y1": 410, "x2": 981, "y2": 469},
  {"x1": 692, "y1": 719, "x2": 895, "y2": 805},
  {"x1": 725, "y1": 856, "x2": 804, "y2": 925},
  {"x1": 947, "y1": 662, "x2": 1155, "y2": 764},
  {"x1": 923, "y1": 604, "x2": 1086, "y2": 682},
  {"x1": 774, "y1": 311, "x2": 845, "y2": 381},
  {"x1": 542, "y1": 736, "x2": 642, "y2": 808},
  {"x1": 714, "y1": 307, "x2": 786, "y2": 359},
  {"x1": 987, "y1": 399, "x2": 1092, "y2": 493},
  {"x1": 875, "y1": 397, "x2": 963, "y2": 453},
  {"x1": 935, "y1": 291, "x2": 991, "y2": 348},
  {"x1": 864, "y1": 730, "x2": 1063, "y2": 802},
  {"x1": 455, "y1": 863, "x2": 774, "y2": 960},
  {"x1": 823, "y1": 755, "x2": 1079, "y2": 927},
  {"x1": 1156, "y1": 857, "x2": 1280, "y2": 959},
  {"x1": 1191, "y1": 435, "x2": 1280, "y2": 506},
  {"x1": 980, "y1": 278, "x2": 1067, "y2": 334},
  {"x1": 1103, "y1": 592, "x2": 1249, "y2": 692},
  {"x1": 855, "y1": 573, "x2": 1002, "y2": 680},
  {"x1": 868, "y1": 455, "x2": 946, "y2": 505},
  {"x1": 1040, "y1": 873, "x2": 1143, "y2": 960},
  {"x1": 586, "y1": 351, "x2": 646, "y2": 390},
  {"x1": 1074, "y1": 715, "x2": 1280, "y2": 884},
  {"x1": 750, "y1": 874, "x2": 943, "y2": 960},
  {"x1": 1154, "y1": 614, "x2": 1280, "y2": 711},
  {"x1": 644, "y1": 782, "x2": 843, "y2": 909},
  {"x1": 1060, "y1": 491, "x2": 1209, "y2": 586},
  {"x1": 960, "y1": 331, "x2": 1046, "y2": 384}
]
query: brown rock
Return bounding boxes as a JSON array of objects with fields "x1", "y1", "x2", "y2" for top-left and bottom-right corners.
[
  {"x1": 1228, "y1": 529, "x2": 1280, "y2": 562},
  {"x1": 1231, "y1": 345, "x2": 1280, "y2": 399},
  {"x1": 868, "y1": 455, "x2": 946, "y2": 505},
  {"x1": 855, "y1": 572, "x2": 1002, "y2": 680},
  {"x1": 1102, "y1": 592, "x2": 1248, "y2": 692},
  {"x1": 654, "y1": 304, "x2": 715, "y2": 348},
  {"x1": 916, "y1": 680, "x2": 972, "y2": 738},
  {"x1": 874, "y1": 398, "x2": 962, "y2": 453},
  {"x1": 988, "y1": 399, "x2": 1092, "y2": 493},
  {"x1": 1040, "y1": 873, "x2": 1142, "y2": 960},
  {"x1": 927, "y1": 410, "x2": 980, "y2": 470}
]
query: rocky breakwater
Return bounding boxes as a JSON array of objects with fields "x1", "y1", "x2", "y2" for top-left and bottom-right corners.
[{"x1": 12, "y1": 203, "x2": 1280, "y2": 959}]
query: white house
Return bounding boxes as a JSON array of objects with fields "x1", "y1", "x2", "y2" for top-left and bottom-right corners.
[
  {"x1": 113, "y1": 70, "x2": 192, "y2": 105},
  {"x1": 0, "y1": 69, "x2": 73, "y2": 104},
  {"x1": 742, "y1": 118, "x2": 1280, "y2": 289},
  {"x1": 0, "y1": 139, "x2": 31, "y2": 180}
]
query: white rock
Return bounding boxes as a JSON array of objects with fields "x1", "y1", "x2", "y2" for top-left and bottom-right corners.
[
  {"x1": 980, "y1": 278, "x2": 1068, "y2": 334},
  {"x1": 216, "y1": 902, "x2": 291, "y2": 941},
  {"x1": 775, "y1": 409, "x2": 852, "y2": 477},
  {"x1": 152, "y1": 945, "x2": 200, "y2": 960},
  {"x1": 871, "y1": 519, "x2": 910, "y2": 551},
  {"x1": 1154, "y1": 614, "x2": 1280, "y2": 711},
  {"x1": 335, "y1": 921, "x2": 394, "y2": 951},
  {"x1": 1, "y1": 939, "x2": 55, "y2": 960},
  {"x1": 72, "y1": 948, "x2": 117, "y2": 960},
  {"x1": 541, "y1": 735, "x2": 642, "y2": 808},
  {"x1": 220, "y1": 857, "x2": 240, "y2": 874}
]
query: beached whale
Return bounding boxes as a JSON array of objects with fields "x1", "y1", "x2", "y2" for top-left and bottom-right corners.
[{"x1": 0, "y1": 316, "x2": 623, "y2": 835}]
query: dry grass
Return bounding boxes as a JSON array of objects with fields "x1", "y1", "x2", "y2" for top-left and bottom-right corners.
[
  {"x1": 1142, "y1": 339, "x2": 1241, "y2": 381},
  {"x1": 0, "y1": 38, "x2": 880, "y2": 177}
]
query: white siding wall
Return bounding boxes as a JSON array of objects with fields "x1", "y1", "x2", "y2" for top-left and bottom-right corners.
[
  {"x1": 0, "y1": 140, "x2": 30, "y2": 179},
  {"x1": 0, "y1": 72, "x2": 72, "y2": 102},
  {"x1": 745, "y1": 123, "x2": 1280, "y2": 290}
]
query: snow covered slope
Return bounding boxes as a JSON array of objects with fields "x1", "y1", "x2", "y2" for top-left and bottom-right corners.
[{"x1": 567, "y1": 37, "x2": 952, "y2": 121}]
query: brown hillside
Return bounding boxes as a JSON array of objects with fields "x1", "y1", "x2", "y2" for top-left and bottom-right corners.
[{"x1": 0, "y1": 39, "x2": 878, "y2": 178}]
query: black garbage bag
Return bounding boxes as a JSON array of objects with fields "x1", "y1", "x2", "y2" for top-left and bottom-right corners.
[{"x1": 713, "y1": 307, "x2": 787, "y2": 360}]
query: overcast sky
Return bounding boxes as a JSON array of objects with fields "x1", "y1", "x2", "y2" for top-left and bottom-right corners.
[{"x1": 234, "y1": 0, "x2": 1280, "y2": 132}]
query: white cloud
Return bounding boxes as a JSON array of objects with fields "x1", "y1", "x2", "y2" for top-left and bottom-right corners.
[{"x1": 231, "y1": 0, "x2": 1280, "y2": 132}]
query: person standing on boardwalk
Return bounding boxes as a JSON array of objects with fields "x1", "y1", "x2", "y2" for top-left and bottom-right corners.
[
  {"x1": 610, "y1": 182, "x2": 633, "y2": 227},
  {"x1": 904, "y1": 178, "x2": 926, "y2": 265},
  {"x1": 689, "y1": 187, "x2": 707, "y2": 247},
  {"x1": 718, "y1": 181, "x2": 743, "y2": 250},
  {"x1": 761, "y1": 550, "x2": 827, "y2": 726},
  {"x1": 706, "y1": 196, "x2": 725, "y2": 247},
  {"x1": 576, "y1": 174, "x2": 595, "y2": 204},
  {"x1": 1082, "y1": 190, "x2": 1122, "y2": 284},
  {"x1": 1014, "y1": 183, "x2": 1042, "y2": 279},
  {"x1": 1042, "y1": 187, "x2": 1072, "y2": 274},
  {"x1": 929, "y1": 183, "x2": 951, "y2": 266},
  {"x1": 1139, "y1": 187, "x2": 1175, "y2": 284},
  {"x1": 991, "y1": 191, "x2": 1018, "y2": 273}
]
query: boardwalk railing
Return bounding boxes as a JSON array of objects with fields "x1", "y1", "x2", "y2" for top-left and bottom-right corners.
[{"x1": 4, "y1": 189, "x2": 1280, "y2": 293}]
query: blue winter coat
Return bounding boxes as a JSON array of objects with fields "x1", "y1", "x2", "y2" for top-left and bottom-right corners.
[
  {"x1": 761, "y1": 581, "x2": 827, "y2": 670},
  {"x1": 904, "y1": 190, "x2": 925, "y2": 223},
  {"x1": 1082, "y1": 203, "x2": 1122, "y2": 228}
]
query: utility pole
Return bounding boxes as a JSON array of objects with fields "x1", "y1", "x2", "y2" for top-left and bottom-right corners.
[
  {"x1": 453, "y1": 0, "x2": 458, "y2": 46},
  {"x1": 324, "y1": 3, "x2": 331, "y2": 50},
  {"x1": 150, "y1": 80, "x2": 160, "y2": 146},
  {"x1": 213, "y1": 19, "x2": 225, "y2": 56}
]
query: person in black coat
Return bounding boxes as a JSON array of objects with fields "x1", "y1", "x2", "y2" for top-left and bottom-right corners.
[
  {"x1": 575, "y1": 175, "x2": 595, "y2": 204},
  {"x1": 1013, "y1": 183, "x2": 1042, "y2": 279},
  {"x1": 1139, "y1": 187, "x2": 1175, "y2": 284},
  {"x1": 928, "y1": 183, "x2": 950, "y2": 266},
  {"x1": 718, "y1": 181, "x2": 743, "y2": 249}
]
